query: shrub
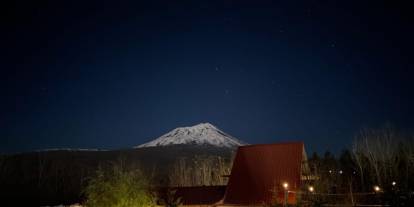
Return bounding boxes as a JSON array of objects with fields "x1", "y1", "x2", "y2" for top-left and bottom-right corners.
[{"x1": 83, "y1": 164, "x2": 155, "y2": 207}]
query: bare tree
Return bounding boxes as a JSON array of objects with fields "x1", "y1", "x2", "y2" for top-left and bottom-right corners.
[
  {"x1": 37, "y1": 152, "x2": 47, "y2": 187},
  {"x1": 352, "y1": 125, "x2": 413, "y2": 188},
  {"x1": 169, "y1": 157, "x2": 190, "y2": 186},
  {"x1": 169, "y1": 156, "x2": 232, "y2": 187}
]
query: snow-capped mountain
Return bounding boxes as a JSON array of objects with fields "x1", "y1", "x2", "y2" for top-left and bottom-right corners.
[{"x1": 136, "y1": 123, "x2": 247, "y2": 148}]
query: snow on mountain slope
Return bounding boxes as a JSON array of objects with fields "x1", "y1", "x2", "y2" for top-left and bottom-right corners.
[{"x1": 136, "y1": 123, "x2": 247, "y2": 148}]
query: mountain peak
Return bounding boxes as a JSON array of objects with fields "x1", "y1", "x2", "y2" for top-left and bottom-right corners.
[
  {"x1": 136, "y1": 123, "x2": 246, "y2": 148},
  {"x1": 175, "y1": 122, "x2": 217, "y2": 131}
]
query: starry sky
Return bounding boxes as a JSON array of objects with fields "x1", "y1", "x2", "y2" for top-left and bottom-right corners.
[{"x1": 1, "y1": 0, "x2": 413, "y2": 154}]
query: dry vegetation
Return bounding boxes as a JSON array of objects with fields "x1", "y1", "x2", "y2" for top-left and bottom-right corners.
[{"x1": 168, "y1": 155, "x2": 233, "y2": 186}]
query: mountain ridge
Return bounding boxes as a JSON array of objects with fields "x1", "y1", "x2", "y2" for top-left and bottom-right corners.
[{"x1": 136, "y1": 123, "x2": 247, "y2": 148}]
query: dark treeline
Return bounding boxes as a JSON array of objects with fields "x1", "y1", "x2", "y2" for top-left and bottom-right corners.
[{"x1": 307, "y1": 126, "x2": 414, "y2": 206}]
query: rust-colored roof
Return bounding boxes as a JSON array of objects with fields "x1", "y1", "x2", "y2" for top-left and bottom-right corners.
[
  {"x1": 223, "y1": 142, "x2": 305, "y2": 205},
  {"x1": 157, "y1": 186, "x2": 226, "y2": 205}
]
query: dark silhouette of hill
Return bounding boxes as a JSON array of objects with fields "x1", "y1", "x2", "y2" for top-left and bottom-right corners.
[{"x1": 0, "y1": 145, "x2": 234, "y2": 206}]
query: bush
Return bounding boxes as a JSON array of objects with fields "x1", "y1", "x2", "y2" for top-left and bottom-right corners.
[{"x1": 83, "y1": 164, "x2": 155, "y2": 207}]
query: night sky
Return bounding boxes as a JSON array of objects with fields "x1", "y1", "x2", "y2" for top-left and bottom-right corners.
[{"x1": 2, "y1": 0, "x2": 413, "y2": 154}]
